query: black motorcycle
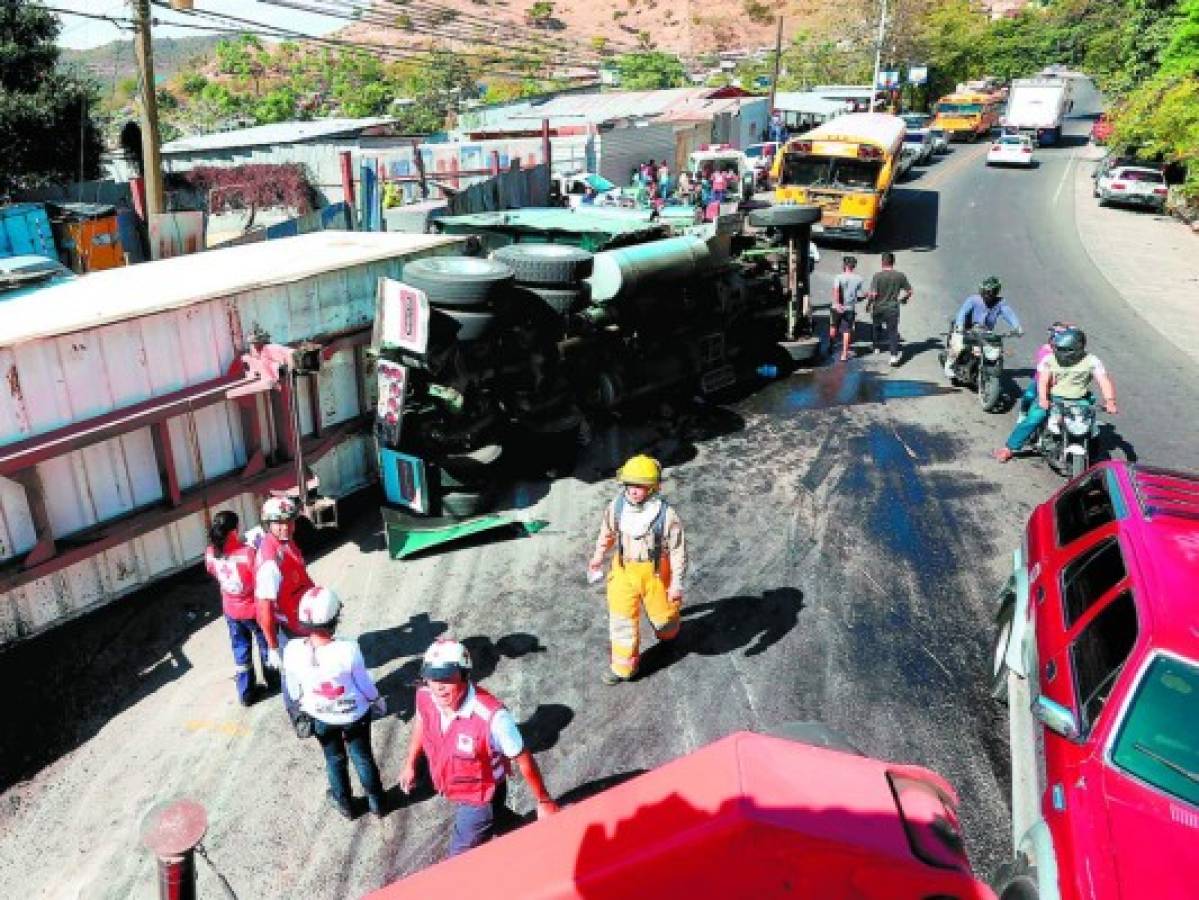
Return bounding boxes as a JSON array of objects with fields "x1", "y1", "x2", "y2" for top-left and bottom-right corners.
[
  {"x1": 939, "y1": 324, "x2": 1012, "y2": 412},
  {"x1": 1033, "y1": 397, "x2": 1099, "y2": 479}
]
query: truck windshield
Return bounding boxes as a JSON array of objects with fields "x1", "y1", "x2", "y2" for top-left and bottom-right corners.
[
  {"x1": 781, "y1": 155, "x2": 881, "y2": 191},
  {"x1": 938, "y1": 103, "x2": 983, "y2": 115},
  {"x1": 1111, "y1": 655, "x2": 1199, "y2": 807}
]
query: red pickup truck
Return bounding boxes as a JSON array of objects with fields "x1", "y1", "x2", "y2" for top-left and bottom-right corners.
[{"x1": 370, "y1": 730, "x2": 996, "y2": 899}]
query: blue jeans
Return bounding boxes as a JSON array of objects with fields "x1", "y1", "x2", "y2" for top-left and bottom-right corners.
[
  {"x1": 448, "y1": 781, "x2": 510, "y2": 858},
  {"x1": 1006, "y1": 395, "x2": 1093, "y2": 451},
  {"x1": 226, "y1": 615, "x2": 270, "y2": 703},
  {"x1": 1017, "y1": 381, "x2": 1037, "y2": 415},
  {"x1": 314, "y1": 715, "x2": 383, "y2": 807}
]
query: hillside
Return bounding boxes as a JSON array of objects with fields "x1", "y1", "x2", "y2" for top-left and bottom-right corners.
[
  {"x1": 62, "y1": 36, "x2": 223, "y2": 95},
  {"x1": 337, "y1": 0, "x2": 819, "y2": 60}
]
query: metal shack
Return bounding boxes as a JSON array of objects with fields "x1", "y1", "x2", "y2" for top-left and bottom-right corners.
[{"x1": 0, "y1": 231, "x2": 462, "y2": 648}]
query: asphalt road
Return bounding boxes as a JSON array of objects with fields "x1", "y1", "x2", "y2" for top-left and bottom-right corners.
[{"x1": 2, "y1": 118, "x2": 1198, "y2": 899}]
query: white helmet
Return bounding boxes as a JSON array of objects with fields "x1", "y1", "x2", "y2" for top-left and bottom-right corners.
[
  {"x1": 421, "y1": 638, "x2": 472, "y2": 680},
  {"x1": 261, "y1": 496, "x2": 298, "y2": 523},
  {"x1": 297, "y1": 586, "x2": 341, "y2": 627}
]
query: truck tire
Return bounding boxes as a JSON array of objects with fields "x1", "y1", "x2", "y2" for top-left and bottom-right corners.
[
  {"x1": 401, "y1": 256, "x2": 514, "y2": 307},
  {"x1": 748, "y1": 205, "x2": 822, "y2": 228},
  {"x1": 494, "y1": 244, "x2": 594, "y2": 285},
  {"x1": 525, "y1": 284, "x2": 593, "y2": 316},
  {"x1": 438, "y1": 488, "x2": 495, "y2": 519},
  {"x1": 432, "y1": 307, "x2": 495, "y2": 342},
  {"x1": 438, "y1": 443, "x2": 504, "y2": 489}
]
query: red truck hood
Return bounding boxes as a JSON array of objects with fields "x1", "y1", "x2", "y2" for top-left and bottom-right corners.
[{"x1": 1099, "y1": 768, "x2": 1199, "y2": 899}]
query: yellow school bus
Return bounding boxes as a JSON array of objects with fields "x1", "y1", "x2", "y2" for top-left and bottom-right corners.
[
  {"x1": 932, "y1": 91, "x2": 1001, "y2": 141},
  {"x1": 771, "y1": 113, "x2": 905, "y2": 244}
]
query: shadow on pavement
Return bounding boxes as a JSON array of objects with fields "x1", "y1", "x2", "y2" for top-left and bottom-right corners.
[
  {"x1": 1098, "y1": 423, "x2": 1138, "y2": 463},
  {"x1": 638, "y1": 587, "x2": 806, "y2": 679},
  {"x1": 518, "y1": 703, "x2": 575, "y2": 753},
  {"x1": 874, "y1": 188, "x2": 939, "y2": 253},
  {"x1": 0, "y1": 566, "x2": 220, "y2": 791}
]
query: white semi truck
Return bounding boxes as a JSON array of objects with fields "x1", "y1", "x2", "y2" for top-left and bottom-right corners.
[{"x1": 1002, "y1": 77, "x2": 1073, "y2": 146}]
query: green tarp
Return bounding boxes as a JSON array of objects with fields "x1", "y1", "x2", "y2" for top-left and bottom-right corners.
[{"x1": 381, "y1": 506, "x2": 548, "y2": 559}]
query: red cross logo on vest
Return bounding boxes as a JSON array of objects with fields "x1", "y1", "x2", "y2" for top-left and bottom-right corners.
[{"x1": 313, "y1": 681, "x2": 345, "y2": 700}]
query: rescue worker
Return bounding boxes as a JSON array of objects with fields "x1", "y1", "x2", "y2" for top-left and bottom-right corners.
[
  {"x1": 399, "y1": 639, "x2": 559, "y2": 856},
  {"x1": 284, "y1": 586, "x2": 387, "y2": 820},
  {"x1": 255, "y1": 496, "x2": 314, "y2": 720},
  {"x1": 588, "y1": 455, "x2": 686, "y2": 684},
  {"x1": 204, "y1": 510, "x2": 273, "y2": 705}
]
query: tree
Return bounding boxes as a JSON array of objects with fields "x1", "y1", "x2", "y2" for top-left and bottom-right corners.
[
  {"x1": 614, "y1": 51, "x2": 687, "y2": 89},
  {"x1": 1161, "y1": 0, "x2": 1199, "y2": 75},
  {"x1": 0, "y1": 2, "x2": 103, "y2": 197}
]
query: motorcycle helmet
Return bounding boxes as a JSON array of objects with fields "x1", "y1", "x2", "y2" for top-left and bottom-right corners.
[
  {"x1": 1051, "y1": 327, "x2": 1087, "y2": 367},
  {"x1": 979, "y1": 276, "x2": 1001, "y2": 304}
]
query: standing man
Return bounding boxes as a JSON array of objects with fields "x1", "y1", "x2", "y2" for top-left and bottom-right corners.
[
  {"x1": 587, "y1": 455, "x2": 686, "y2": 685},
  {"x1": 866, "y1": 251, "x2": 914, "y2": 366},
  {"x1": 400, "y1": 639, "x2": 558, "y2": 857},
  {"x1": 830, "y1": 255, "x2": 865, "y2": 362},
  {"x1": 255, "y1": 496, "x2": 314, "y2": 720}
]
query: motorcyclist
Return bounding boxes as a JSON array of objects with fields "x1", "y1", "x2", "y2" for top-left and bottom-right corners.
[
  {"x1": 994, "y1": 327, "x2": 1118, "y2": 463},
  {"x1": 943, "y1": 276, "x2": 1023, "y2": 379},
  {"x1": 1016, "y1": 321, "x2": 1072, "y2": 419}
]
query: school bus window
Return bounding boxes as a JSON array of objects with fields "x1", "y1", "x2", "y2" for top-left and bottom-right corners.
[
  {"x1": 782, "y1": 156, "x2": 880, "y2": 190},
  {"x1": 938, "y1": 103, "x2": 984, "y2": 115}
]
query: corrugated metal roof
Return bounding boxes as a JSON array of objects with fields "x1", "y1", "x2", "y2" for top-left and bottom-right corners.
[
  {"x1": 470, "y1": 88, "x2": 738, "y2": 132},
  {"x1": 162, "y1": 117, "x2": 395, "y2": 154},
  {"x1": 773, "y1": 92, "x2": 851, "y2": 115},
  {"x1": 658, "y1": 96, "x2": 763, "y2": 123},
  {"x1": 0, "y1": 231, "x2": 462, "y2": 347}
]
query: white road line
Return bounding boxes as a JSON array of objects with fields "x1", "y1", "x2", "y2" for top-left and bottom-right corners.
[{"x1": 1052, "y1": 148, "x2": 1078, "y2": 207}]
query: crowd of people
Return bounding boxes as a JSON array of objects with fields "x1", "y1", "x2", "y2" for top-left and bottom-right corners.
[
  {"x1": 203, "y1": 453, "x2": 684, "y2": 858},
  {"x1": 613, "y1": 158, "x2": 744, "y2": 213}
]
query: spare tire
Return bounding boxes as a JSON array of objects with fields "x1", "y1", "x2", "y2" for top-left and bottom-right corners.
[
  {"x1": 748, "y1": 205, "x2": 823, "y2": 229},
  {"x1": 431, "y1": 307, "x2": 495, "y2": 342},
  {"x1": 494, "y1": 244, "x2": 594, "y2": 286},
  {"x1": 521, "y1": 284, "x2": 593, "y2": 316},
  {"x1": 401, "y1": 256, "x2": 514, "y2": 307}
]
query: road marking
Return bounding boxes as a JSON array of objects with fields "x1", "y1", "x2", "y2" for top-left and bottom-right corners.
[
  {"x1": 918, "y1": 142, "x2": 988, "y2": 191},
  {"x1": 1052, "y1": 148, "x2": 1079, "y2": 207}
]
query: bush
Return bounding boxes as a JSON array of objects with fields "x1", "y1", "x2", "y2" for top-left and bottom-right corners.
[{"x1": 179, "y1": 164, "x2": 316, "y2": 214}]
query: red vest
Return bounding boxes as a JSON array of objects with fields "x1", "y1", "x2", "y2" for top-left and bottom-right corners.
[
  {"x1": 255, "y1": 534, "x2": 313, "y2": 634},
  {"x1": 205, "y1": 537, "x2": 257, "y2": 620},
  {"x1": 416, "y1": 685, "x2": 511, "y2": 804}
]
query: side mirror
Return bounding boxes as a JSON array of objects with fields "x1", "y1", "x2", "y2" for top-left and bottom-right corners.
[{"x1": 1032, "y1": 696, "x2": 1082, "y2": 742}]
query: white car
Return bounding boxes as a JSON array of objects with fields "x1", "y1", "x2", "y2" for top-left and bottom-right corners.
[
  {"x1": 929, "y1": 128, "x2": 950, "y2": 154},
  {"x1": 986, "y1": 134, "x2": 1035, "y2": 167},
  {"x1": 1096, "y1": 166, "x2": 1169, "y2": 213}
]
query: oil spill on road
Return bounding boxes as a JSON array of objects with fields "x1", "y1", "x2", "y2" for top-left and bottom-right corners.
[{"x1": 746, "y1": 363, "x2": 956, "y2": 416}]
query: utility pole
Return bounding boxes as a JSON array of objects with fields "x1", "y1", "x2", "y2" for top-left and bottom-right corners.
[
  {"x1": 768, "y1": 16, "x2": 784, "y2": 115},
  {"x1": 131, "y1": 0, "x2": 165, "y2": 215},
  {"x1": 868, "y1": 0, "x2": 888, "y2": 113}
]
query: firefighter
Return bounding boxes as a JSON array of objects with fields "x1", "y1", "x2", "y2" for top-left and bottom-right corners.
[
  {"x1": 204, "y1": 510, "x2": 274, "y2": 705},
  {"x1": 255, "y1": 496, "x2": 314, "y2": 720},
  {"x1": 399, "y1": 639, "x2": 558, "y2": 856},
  {"x1": 587, "y1": 455, "x2": 687, "y2": 684}
]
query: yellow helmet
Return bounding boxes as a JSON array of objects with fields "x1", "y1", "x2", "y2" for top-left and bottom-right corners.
[{"x1": 618, "y1": 454, "x2": 661, "y2": 487}]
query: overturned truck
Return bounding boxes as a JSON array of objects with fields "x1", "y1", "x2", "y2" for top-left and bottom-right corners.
[{"x1": 372, "y1": 205, "x2": 819, "y2": 527}]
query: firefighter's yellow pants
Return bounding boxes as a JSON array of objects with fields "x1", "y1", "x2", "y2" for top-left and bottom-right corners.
[{"x1": 607, "y1": 558, "x2": 680, "y2": 678}]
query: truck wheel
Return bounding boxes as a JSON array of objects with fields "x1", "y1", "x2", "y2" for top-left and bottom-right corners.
[
  {"x1": 438, "y1": 443, "x2": 504, "y2": 489},
  {"x1": 401, "y1": 256, "x2": 514, "y2": 307},
  {"x1": 521, "y1": 284, "x2": 592, "y2": 316},
  {"x1": 494, "y1": 243, "x2": 594, "y2": 285},
  {"x1": 438, "y1": 487, "x2": 495, "y2": 519},
  {"x1": 432, "y1": 307, "x2": 495, "y2": 342},
  {"x1": 748, "y1": 205, "x2": 822, "y2": 228}
]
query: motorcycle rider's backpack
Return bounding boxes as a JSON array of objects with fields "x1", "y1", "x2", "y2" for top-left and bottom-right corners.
[{"x1": 612, "y1": 493, "x2": 670, "y2": 573}]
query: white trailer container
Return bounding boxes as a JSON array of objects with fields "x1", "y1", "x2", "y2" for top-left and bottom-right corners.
[
  {"x1": 1002, "y1": 78, "x2": 1072, "y2": 145},
  {"x1": 0, "y1": 231, "x2": 461, "y2": 648}
]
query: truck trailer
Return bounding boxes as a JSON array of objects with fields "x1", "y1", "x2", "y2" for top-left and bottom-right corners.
[{"x1": 1002, "y1": 78, "x2": 1073, "y2": 146}]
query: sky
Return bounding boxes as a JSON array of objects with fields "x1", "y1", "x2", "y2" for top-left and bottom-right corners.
[{"x1": 53, "y1": 0, "x2": 343, "y2": 50}]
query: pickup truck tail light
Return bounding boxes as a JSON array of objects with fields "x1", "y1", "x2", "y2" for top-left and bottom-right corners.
[
  {"x1": 1153, "y1": 187, "x2": 1169, "y2": 195},
  {"x1": 1021, "y1": 147, "x2": 1032, "y2": 153},
  {"x1": 1112, "y1": 182, "x2": 1127, "y2": 190}
]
